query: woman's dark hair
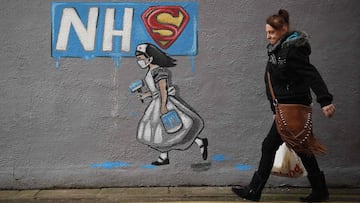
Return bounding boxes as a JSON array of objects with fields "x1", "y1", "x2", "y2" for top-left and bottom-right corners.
[
  {"x1": 266, "y1": 9, "x2": 289, "y2": 30},
  {"x1": 136, "y1": 43, "x2": 176, "y2": 67}
]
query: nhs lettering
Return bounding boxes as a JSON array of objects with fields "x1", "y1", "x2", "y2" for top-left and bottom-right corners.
[
  {"x1": 51, "y1": 2, "x2": 198, "y2": 67},
  {"x1": 55, "y1": 7, "x2": 133, "y2": 52}
]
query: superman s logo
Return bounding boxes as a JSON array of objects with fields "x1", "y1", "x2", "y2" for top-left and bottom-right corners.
[{"x1": 142, "y1": 6, "x2": 190, "y2": 49}]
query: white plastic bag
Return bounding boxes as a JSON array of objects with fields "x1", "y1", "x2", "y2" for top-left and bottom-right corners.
[{"x1": 271, "y1": 143, "x2": 307, "y2": 178}]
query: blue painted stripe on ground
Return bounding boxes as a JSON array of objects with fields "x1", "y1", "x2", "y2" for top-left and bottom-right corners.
[
  {"x1": 235, "y1": 164, "x2": 253, "y2": 171},
  {"x1": 91, "y1": 161, "x2": 131, "y2": 169},
  {"x1": 140, "y1": 164, "x2": 158, "y2": 169},
  {"x1": 212, "y1": 154, "x2": 231, "y2": 162}
]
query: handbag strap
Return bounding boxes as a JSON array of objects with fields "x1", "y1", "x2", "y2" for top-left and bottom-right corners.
[{"x1": 267, "y1": 72, "x2": 278, "y2": 105}]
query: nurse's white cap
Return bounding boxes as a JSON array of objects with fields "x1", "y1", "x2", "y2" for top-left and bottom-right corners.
[{"x1": 136, "y1": 44, "x2": 148, "y2": 54}]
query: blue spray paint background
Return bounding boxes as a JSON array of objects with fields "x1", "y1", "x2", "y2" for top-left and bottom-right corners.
[{"x1": 51, "y1": 2, "x2": 198, "y2": 67}]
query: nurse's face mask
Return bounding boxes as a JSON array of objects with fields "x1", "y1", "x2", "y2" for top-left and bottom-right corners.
[{"x1": 136, "y1": 55, "x2": 153, "y2": 69}]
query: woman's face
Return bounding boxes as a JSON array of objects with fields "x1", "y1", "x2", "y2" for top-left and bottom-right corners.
[{"x1": 265, "y1": 24, "x2": 288, "y2": 45}]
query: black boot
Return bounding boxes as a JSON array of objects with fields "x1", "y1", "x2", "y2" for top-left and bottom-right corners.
[
  {"x1": 300, "y1": 171, "x2": 329, "y2": 202},
  {"x1": 232, "y1": 171, "x2": 266, "y2": 202}
]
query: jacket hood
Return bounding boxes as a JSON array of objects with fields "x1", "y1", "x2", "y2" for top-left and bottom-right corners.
[
  {"x1": 282, "y1": 31, "x2": 309, "y2": 48},
  {"x1": 267, "y1": 31, "x2": 310, "y2": 53}
]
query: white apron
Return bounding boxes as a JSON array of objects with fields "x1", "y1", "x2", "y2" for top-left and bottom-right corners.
[{"x1": 137, "y1": 68, "x2": 204, "y2": 152}]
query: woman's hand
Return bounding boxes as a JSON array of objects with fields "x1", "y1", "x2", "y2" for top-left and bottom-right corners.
[
  {"x1": 322, "y1": 104, "x2": 335, "y2": 118},
  {"x1": 161, "y1": 105, "x2": 168, "y2": 115}
]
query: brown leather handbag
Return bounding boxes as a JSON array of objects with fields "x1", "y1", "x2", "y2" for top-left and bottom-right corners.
[{"x1": 267, "y1": 72, "x2": 326, "y2": 155}]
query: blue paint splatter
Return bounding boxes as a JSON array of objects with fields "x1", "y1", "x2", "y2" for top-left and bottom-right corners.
[
  {"x1": 235, "y1": 164, "x2": 253, "y2": 171},
  {"x1": 140, "y1": 164, "x2": 158, "y2": 169},
  {"x1": 212, "y1": 154, "x2": 231, "y2": 162},
  {"x1": 91, "y1": 161, "x2": 131, "y2": 169},
  {"x1": 130, "y1": 112, "x2": 137, "y2": 117}
]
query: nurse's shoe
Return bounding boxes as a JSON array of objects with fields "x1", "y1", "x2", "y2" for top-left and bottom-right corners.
[
  {"x1": 151, "y1": 157, "x2": 169, "y2": 166},
  {"x1": 200, "y1": 138, "x2": 208, "y2": 160}
]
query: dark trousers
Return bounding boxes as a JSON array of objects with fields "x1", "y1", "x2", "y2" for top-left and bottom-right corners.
[{"x1": 257, "y1": 121, "x2": 321, "y2": 180}]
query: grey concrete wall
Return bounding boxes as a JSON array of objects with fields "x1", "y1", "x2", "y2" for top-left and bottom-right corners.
[{"x1": 0, "y1": 0, "x2": 359, "y2": 189}]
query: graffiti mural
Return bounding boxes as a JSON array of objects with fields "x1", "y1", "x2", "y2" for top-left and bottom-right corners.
[
  {"x1": 51, "y1": 2, "x2": 252, "y2": 172},
  {"x1": 51, "y1": 2, "x2": 254, "y2": 171},
  {"x1": 51, "y1": 2, "x2": 208, "y2": 166},
  {"x1": 131, "y1": 43, "x2": 207, "y2": 166},
  {"x1": 51, "y1": 2, "x2": 198, "y2": 67}
]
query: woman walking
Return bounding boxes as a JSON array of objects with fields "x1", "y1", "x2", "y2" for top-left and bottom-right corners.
[{"x1": 232, "y1": 9, "x2": 335, "y2": 202}]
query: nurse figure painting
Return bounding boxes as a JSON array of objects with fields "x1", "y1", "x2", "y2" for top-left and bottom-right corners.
[{"x1": 133, "y1": 43, "x2": 208, "y2": 166}]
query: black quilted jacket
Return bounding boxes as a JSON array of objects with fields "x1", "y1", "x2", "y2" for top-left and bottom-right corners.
[{"x1": 265, "y1": 31, "x2": 333, "y2": 113}]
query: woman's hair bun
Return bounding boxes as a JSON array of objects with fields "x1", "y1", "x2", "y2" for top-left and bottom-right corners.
[{"x1": 278, "y1": 9, "x2": 289, "y2": 24}]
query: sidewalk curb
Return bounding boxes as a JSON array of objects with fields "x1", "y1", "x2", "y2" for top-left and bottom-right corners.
[{"x1": 0, "y1": 187, "x2": 359, "y2": 202}]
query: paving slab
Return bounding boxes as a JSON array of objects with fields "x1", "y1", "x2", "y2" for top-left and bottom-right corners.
[
  {"x1": 98, "y1": 187, "x2": 171, "y2": 202},
  {"x1": 12, "y1": 190, "x2": 40, "y2": 200},
  {"x1": 0, "y1": 187, "x2": 359, "y2": 202},
  {"x1": 36, "y1": 189, "x2": 101, "y2": 200},
  {"x1": 0, "y1": 191, "x2": 19, "y2": 200}
]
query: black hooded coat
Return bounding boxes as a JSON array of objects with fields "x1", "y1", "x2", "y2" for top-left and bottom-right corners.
[{"x1": 265, "y1": 31, "x2": 333, "y2": 113}]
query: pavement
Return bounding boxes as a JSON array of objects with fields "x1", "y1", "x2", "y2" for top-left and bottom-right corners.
[{"x1": 0, "y1": 187, "x2": 359, "y2": 203}]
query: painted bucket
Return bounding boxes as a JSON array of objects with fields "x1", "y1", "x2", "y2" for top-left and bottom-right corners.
[{"x1": 161, "y1": 110, "x2": 183, "y2": 134}]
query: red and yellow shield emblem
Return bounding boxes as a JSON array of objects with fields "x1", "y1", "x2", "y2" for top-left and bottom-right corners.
[{"x1": 142, "y1": 6, "x2": 189, "y2": 49}]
